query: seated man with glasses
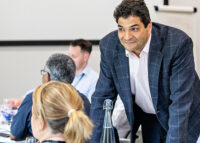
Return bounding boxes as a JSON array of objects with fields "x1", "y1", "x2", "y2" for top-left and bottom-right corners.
[{"x1": 10, "y1": 53, "x2": 90, "y2": 141}]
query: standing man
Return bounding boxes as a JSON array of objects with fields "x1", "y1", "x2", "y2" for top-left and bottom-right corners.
[
  {"x1": 90, "y1": 0, "x2": 200, "y2": 143},
  {"x1": 69, "y1": 39, "x2": 99, "y2": 102}
]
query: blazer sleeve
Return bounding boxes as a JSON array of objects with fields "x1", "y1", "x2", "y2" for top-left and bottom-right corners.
[
  {"x1": 10, "y1": 93, "x2": 33, "y2": 139},
  {"x1": 90, "y1": 36, "x2": 118, "y2": 142},
  {"x1": 166, "y1": 36, "x2": 195, "y2": 143}
]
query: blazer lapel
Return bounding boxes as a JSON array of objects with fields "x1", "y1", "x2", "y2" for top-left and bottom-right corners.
[
  {"x1": 113, "y1": 42, "x2": 134, "y2": 126},
  {"x1": 113, "y1": 43, "x2": 131, "y2": 96},
  {"x1": 148, "y1": 27, "x2": 163, "y2": 110}
]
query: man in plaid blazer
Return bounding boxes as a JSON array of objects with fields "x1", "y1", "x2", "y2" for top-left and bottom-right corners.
[{"x1": 90, "y1": 0, "x2": 200, "y2": 143}]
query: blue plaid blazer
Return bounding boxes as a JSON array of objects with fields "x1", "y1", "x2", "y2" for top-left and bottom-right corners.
[{"x1": 90, "y1": 23, "x2": 200, "y2": 143}]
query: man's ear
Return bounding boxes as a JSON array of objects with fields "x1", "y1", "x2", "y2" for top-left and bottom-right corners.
[
  {"x1": 147, "y1": 22, "x2": 152, "y2": 35},
  {"x1": 84, "y1": 52, "x2": 90, "y2": 62},
  {"x1": 47, "y1": 72, "x2": 51, "y2": 82},
  {"x1": 42, "y1": 72, "x2": 51, "y2": 83}
]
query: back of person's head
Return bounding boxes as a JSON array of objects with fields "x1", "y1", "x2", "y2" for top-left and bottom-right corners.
[
  {"x1": 45, "y1": 53, "x2": 76, "y2": 84},
  {"x1": 113, "y1": 0, "x2": 151, "y2": 27},
  {"x1": 32, "y1": 81, "x2": 93, "y2": 143},
  {"x1": 70, "y1": 39, "x2": 92, "y2": 54}
]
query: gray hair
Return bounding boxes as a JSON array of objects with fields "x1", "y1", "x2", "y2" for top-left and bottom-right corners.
[{"x1": 45, "y1": 53, "x2": 76, "y2": 84}]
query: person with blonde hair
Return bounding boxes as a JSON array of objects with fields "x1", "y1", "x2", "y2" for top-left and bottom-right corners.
[{"x1": 32, "y1": 81, "x2": 93, "y2": 143}]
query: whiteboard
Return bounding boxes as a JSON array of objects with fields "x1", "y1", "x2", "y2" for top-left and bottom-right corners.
[
  {"x1": 154, "y1": 8, "x2": 199, "y2": 75},
  {"x1": 0, "y1": 0, "x2": 121, "y2": 40}
]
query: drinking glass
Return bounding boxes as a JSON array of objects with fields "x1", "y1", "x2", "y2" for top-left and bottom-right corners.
[
  {"x1": 26, "y1": 136, "x2": 37, "y2": 143},
  {"x1": 0, "y1": 99, "x2": 12, "y2": 124}
]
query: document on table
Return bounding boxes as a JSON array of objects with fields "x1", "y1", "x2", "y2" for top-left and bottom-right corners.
[{"x1": 0, "y1": 123, "x2": 25, "y2": 143}]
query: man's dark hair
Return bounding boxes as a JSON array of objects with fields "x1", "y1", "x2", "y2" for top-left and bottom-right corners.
[
  {"x1": 113, "y1": 0, "x2": 151, "y2": 27},
  {"x1": 45, "y1": 53, "x2": 76, "y2": 84},
  {"x1": 70, "y1": 39, "x2": 92, "y2": 54}
]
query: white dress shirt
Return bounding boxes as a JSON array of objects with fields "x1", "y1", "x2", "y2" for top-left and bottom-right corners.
[
  {"x1": 126, "y1": 35, "x2": 156, "y2": 114},
  {"x1": 112, "y1": 95, "x2": 131, "y2": 138},
  {"x1": 72, "y1": 65, "x2": 99, "y2": 102}
]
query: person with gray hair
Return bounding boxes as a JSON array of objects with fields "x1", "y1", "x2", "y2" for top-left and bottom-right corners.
[
  {"x1": 10, "y1": 53, "x2": 90, "y2": 141},
  {"x1": 43, "y1": 53, "x2": 76, "y2": 84}
]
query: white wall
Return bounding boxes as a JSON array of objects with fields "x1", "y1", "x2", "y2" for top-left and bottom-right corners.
[
  {"x1": 0, "y1": 46, "x2": 100, "y2": 103},
  {"x1": 153, "y1": 0, "x2": 200, "y2": 75},
  {"x1": 0, "y1": 0, "x2": 199, "y2": 103},
  {"x1": 0, "y1": 0, "x2": 121, "y2": 40},
  {"x1": 169, "y1": 0, "x2": 200, "y2": 76}
]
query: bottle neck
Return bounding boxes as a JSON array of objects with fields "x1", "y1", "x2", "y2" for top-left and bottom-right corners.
[{"x1": 103, "y1": 109, "x2": 112, "y2": 128}]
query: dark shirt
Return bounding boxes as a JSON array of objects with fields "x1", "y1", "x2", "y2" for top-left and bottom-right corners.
[
  {"x1": 11, "y1": 91, "x2": 90, "y2": 139},
  {"x1": 78, "y1": 91, "x2": 90, "y2": 116},
  {"x1": 11, "y1": 92, "x2": 33, "y2": 139}
]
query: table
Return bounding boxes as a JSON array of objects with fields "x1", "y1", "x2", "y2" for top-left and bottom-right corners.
[{"x1": 0, "y1": 112, "x2": 25, "y2": 143}]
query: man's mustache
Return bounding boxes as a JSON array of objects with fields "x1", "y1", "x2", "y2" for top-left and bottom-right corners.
[{"x1": 123, "y1": 39, "x2": 137, "y2": 43}]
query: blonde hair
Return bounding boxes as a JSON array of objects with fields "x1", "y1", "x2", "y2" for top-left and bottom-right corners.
[{"x1": 32, "y1": 81, "x2": 93, "y2": 143}]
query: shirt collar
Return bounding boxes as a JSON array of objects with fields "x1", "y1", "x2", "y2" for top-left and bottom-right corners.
[
  {"x1": 125, "y1": 34, "x2": 151, "y2": 57},
  {"x1": 77, "y1": 64, "x2": 89, "y2": 76}
]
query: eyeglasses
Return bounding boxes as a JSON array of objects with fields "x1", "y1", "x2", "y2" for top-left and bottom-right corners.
[{"x1": 40, "y1": 69, "x2": 48, "y2": 75}]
